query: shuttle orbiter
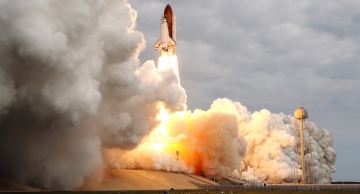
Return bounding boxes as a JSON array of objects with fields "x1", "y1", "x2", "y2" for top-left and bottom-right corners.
[{"x1": 154, "y1": 4, "x2": 176, "y2": 56}]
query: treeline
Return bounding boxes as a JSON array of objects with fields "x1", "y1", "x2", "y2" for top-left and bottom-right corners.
[{"x1": 332, "y1": 181, "x2": 360, "y2": 184}]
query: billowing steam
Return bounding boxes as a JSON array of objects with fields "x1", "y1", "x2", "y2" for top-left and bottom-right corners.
[
  {"x1": 233, "y1": 109, "x2": 337, "y2": 184},
  {"x1": 108, "y1": 98, "x2": 336, "y2": 184},
  {"x1": 0, "y1": 0, "x2": 336, "y2": 190},
  {"x1": 105, "y1": 99, "x2": 248, "y2": 179}
]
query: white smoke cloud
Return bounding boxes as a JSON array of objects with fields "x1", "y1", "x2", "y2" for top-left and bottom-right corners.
[
  {"x1": 113, "y1": 98, "x2": 336, "y2": 184},
  {"x1": 0, "y1": 0, "x2": 336, "y2": 190},
  {"x1": 108, "y1": 98, "x2": 248, "y2": 179},
  {"x1": 0, "y1": 0, "x2": 107, "y2": 189},
  {"x1": 233, "y1": 109, "x2": 337, "y2": 184},
  {"x1": 97, "y1": 59, "x2": 186, "y2": 149},
  {"x1": 0, "y1": 0, "x2": 188, "y2": 189}
]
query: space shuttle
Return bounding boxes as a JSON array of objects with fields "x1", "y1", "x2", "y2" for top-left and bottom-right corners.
[{"x1": 154, "y1": 4, "x2": 176, "y2": 56}]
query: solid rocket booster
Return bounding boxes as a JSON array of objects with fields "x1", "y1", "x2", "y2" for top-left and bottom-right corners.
[{"x1": 154, "y1": 4, "x2": 176, "y2": 56}]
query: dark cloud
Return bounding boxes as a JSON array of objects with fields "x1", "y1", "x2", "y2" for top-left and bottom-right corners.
[{"x1": 304, "y1": 1, "x2": 360, "y2": 39}]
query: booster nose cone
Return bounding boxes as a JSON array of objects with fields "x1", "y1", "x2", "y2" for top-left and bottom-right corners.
[
  {"x1": 164, "y1": 4, "x2": 173, "y2": 16},
  {"x1": 164, "y1": 4, "x2": 174, "y2": 40}
]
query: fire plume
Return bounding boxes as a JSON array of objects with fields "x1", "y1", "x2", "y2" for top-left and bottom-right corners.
[{"x1": 158, "y1": 55, "x2": 179, "y2": 76}]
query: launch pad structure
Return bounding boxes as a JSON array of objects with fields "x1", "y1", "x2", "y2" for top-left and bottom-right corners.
[{"x1": 294, "y1": 106, "x2": 315, "y2": 184}]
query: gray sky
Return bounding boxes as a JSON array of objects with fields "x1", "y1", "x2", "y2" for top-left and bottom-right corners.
[{"x1": 128, "y1": 0, "x2": 360, "y2": 182}]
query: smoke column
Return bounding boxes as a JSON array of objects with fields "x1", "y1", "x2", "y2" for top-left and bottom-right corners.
[
  {"x1": 0, "y1": 0, "x2": 186, "y2": 189},
  {"x1": 0, "y1": 0, "x2": 336, "y2": 189}
]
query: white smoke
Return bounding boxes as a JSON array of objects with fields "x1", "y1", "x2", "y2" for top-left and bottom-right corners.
[
  {"x1": 109, "y1": 99, "x2": 248, "y2": 179},
  {"x1": 0, "y1": 0, "x2": 186, "y2": 189},
  {"x1": 112, "y1": 98, "x2": 336, "y2": 184},
  {"x1": 0, "y1": 0, "x2": 336, "y2": 190},
  {"x1": 97, "y1": 59, "x2": 186, "y2": 149},
  {"x1": 233, "y1": 109, "x2": 337, "y2": 184},
  {"x1": 0, "y1": 0, "x2": 181, "y2": 189},
  {"x1": 0, "y1": 0, "x2": 107, "y2": 189}
]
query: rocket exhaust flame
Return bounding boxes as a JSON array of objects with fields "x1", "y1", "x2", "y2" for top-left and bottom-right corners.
[{"x1": 158, "y1": 55, "x2": 179, "y2": 75}]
